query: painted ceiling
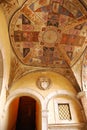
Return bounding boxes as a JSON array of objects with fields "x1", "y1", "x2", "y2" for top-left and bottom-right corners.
[
  {"x1": 0, "y1": 0, "x2": 87, "y2": 91},
  {"x1": 9, "y1": 0, "x2": 87, "y2": 68}
]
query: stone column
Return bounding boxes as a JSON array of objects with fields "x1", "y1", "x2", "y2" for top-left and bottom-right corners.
[
  {"x1": 78, "y1": 91, "x2": 87, "y2": 120},
  {"x1": 42, "y1": 110, "x2": 48, "y2": 130}
]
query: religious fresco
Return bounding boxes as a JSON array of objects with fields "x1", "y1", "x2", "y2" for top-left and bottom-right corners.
[{"x1": 9, "y1": 0, "x2": 87, "y2": 68}]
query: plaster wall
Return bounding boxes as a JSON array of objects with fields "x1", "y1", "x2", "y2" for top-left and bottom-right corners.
[
  {"x1": 48, "y1": 95, "x2": 85, "y2": 124},
  {"x1": 2, "y1": 71, "x2": 85, "y2": 130},
  {"x1": 10, "y1": 71, "x2": 77, "y2": 98},
  {"x1": 0, "y1": 7, "x2": 11, "y2": 126}
]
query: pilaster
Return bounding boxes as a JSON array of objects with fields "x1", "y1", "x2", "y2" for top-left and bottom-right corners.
[
  {"x1": 78, "y1": 91, "x2": 87, "y2": 120},
  {"x1": 42, "y1": 110, "x2": 48, "y2": 130}
]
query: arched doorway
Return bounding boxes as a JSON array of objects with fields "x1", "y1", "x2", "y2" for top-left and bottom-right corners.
[
  {"x1": 4, "y1": 88, "x2": 44, "y2": 130},
  {"x1": 16, "y1": 96, "x2": 36, "y2": 130},
  {"x1": 4, "y1": 94, "x2": 42, "y2": 130}
]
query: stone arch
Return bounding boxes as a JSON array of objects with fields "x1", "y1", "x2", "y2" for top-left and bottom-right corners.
[
  {"x1": 4, "y1": 88, "x2": 45, "y2": 111},
  {"x1": 3, "y1": 88, "x2": 45, "y2": 130},
  {"x1": 45, "y1": 90, "x2": 82, "y2": 109},
  {"x1": 46, "y1": 90, "x2": 86, "y2": 129}
]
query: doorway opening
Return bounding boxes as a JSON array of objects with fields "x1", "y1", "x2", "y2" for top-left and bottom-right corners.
[
  {"x1": 16, "y1": 96, "x2": 36, "y2": 130},
  {"x1": 5, "y1": 93, "x2": 42, "y2": 130}
]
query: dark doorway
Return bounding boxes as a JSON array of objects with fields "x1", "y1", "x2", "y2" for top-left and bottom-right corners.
[{"x1": 16, "y1": 96, "x2": 36, "y2": 130}]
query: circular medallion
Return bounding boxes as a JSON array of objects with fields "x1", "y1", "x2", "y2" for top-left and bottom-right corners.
[{"x1": 42, "y1": 29, "x2": 58, "y2": 44}]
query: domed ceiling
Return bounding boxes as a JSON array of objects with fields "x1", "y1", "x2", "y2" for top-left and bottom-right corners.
[
  {"x1": 1, "y1": 0, "x2": 87, "y2": 91},
  {"x1": 9, "y1": 0, "x2": 87, "y2": 68}
]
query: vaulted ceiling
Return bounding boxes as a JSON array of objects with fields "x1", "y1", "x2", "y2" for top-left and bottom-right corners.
[{"x1": 0, "y1": 0, "x2": 87, "y2": 91}]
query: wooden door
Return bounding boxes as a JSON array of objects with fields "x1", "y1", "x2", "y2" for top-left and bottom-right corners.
[{"x1": 16, "y1": 96, "x2": 36, "y2": 130}]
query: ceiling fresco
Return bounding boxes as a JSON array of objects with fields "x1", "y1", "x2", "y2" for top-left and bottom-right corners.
[
  {"x1": 9, "y1": 0, "x2": 87, "y2": 68},
  {"x1": 0, "y1": 0, "x2": 86, "y2": 91}
]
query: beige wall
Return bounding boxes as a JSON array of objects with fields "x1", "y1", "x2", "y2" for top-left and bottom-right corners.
[
  {"x1": 48, "y1": 95, "x2": 85, "y2": 124},
  {"x1": 0, "y1": 50, "x2": 3, "y2": 93},
  {"x1": 2, "y1": 71, "x2": 86, "y2": 130},
  {"x1": 0, "y1": 7, "x2": 11, "y2": 124},
  {"x1": 10, "y1": 71, "x2": 77, "y2": 97}
]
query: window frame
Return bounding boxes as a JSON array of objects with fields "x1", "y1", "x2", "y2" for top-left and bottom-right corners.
[
  {"x1": 58, "y1": 103, "x2": 72, "y2": 120},
  {"x1": 54, "y1": 98, "x2": 72, "y2": 123}
]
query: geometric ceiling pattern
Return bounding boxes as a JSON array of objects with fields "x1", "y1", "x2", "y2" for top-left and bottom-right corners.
[{"x1": 9, "y1": 0, "x2": 87, "y2": 68}]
